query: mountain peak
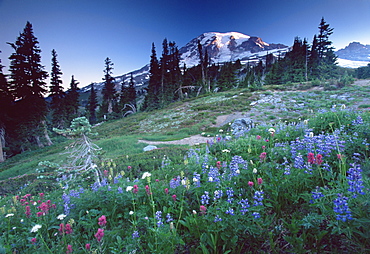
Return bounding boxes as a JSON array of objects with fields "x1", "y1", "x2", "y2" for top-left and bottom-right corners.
[{"x1": 336, "y1": 41, "x2": 370, "y2": 63}]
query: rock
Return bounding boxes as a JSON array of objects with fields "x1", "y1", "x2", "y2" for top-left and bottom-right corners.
[
  {"x1": 231, "y1": 118, "x2": 254, "y2": 136},
  {"x1": 143, "y1": 145, "x2": 158, "y2": 152}
]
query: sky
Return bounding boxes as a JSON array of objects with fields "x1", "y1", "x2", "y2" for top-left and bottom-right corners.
[{"x1": 0, "y1": 0, "x2": 370, "y2": 89}]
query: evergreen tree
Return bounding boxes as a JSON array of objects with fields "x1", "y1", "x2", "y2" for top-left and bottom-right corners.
[
  {"x1": 7, "y1": 21, "x2": 50, "y2": 150},
  {"x1": 101, "y1": 57, "x2": 116, "y2": 116},
  {"x1": 143, "y1": 43, "x2": 161, "y2": 111},
  {"x1": 128, "y1": 73, "x2": 137, "y2": 108},
  {"x1": 160, "y1": 38, "x2": 171, "y2": 106},
  {"x1": 49, "y1": 49, "x2": 66, "y2": 128},
  {"x1": 197, "y1": 40, "x2": 210, "y2": 93},
  {"x1": 86, "y1": 83, "x2": 98, "y2": 124},
  {"x1": 64, "y1": 75, "x2": 80, "y2": 124}
]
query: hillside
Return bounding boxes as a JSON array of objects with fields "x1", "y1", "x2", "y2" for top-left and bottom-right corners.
[{"x1": 1, "y1": 79, "x2": 369, "y2": 180}]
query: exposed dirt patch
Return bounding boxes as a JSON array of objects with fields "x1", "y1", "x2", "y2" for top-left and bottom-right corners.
[{"x1": 138, "y1": 134, "x2": 211, "y2": 146}]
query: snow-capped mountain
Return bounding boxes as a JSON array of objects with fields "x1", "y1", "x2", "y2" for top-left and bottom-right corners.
[
  {"x1": 80, "y1": 31, "x2": 289, "y2": 95},
  {"x1": 336, "y1": 42, "x2": 370, "y2": 68},
  {"x1": 180, "y1": 32, "x2": 289, "y2": 67}
]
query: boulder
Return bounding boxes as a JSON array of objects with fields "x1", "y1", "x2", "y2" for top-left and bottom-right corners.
[
  {"x1": 143, "y1": 145, "x2": 158, "y2": 152},
  {"x1": 231, "y1": 118, "x2": 254, "y2": 136}
]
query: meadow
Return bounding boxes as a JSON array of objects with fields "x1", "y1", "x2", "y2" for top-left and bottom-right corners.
[{"x1": 0, "y1": 81, "x2": 369, "y2": 253}]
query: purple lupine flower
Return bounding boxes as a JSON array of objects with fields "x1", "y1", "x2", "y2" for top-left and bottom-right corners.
[
  {"x1": 253, "y1": 190, "x2": 264, "y2": 206},
  {"x1": 226, "y1": 187, "x2": 234, "y2": 204},
  {"x1": 117, "y1": 187, "x2": 123, "y2": 194},
  {"x1": 252, "y1": 212, "x2": 260, "y2": 219},
  {"x1": 169, "y1": 177, "x2": 181, "y2": 189},
  {"x1": 193, "y1": 172, "x2": 201, "y2": 187},
  {"x1": 166, "y1": 213, "x2": 173, "y2": 223},
  {"x1": 213, "y1": 190, "x2": 223, "y2": 201},
  {"x1": 309, "y1": 187, "x2": 325, "y2": 204},
  {"x1": 347, "y1": 163, "x2": 365, "y2": 198},
  {"x1": 225, "y1": 208, "x2": 235, "y2": 215},
  {"x1": 333, "y1": 194, "x2": 352, "y2": 222},
  {"x1": 201, "y1": 191, "x2": 210, "y2": 205},
  {"x1": 214, "y1": 215, "x2": 222, "y2": 222},
  {"x1": 132, "y1": 230, "x2": 139, "y2": 239},
  {"x1": 238, "y1": 198, "x2": 250, "y2": 215},
  {"x1": 155, "y1": 211, "x2": 163, "y2": 227}
]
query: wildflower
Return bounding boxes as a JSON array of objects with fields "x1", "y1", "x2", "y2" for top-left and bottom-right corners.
[
  {"x1": 315, "y1": 154, "x2": 323, "y2": 165},
  {"x1": 192, "y1": 210, "x2": 197, "y2": 215},
  {"x1": 132, "y1": 230, "x2": 139, "y2": 239},
  {"x1": 133, "y1": 185, "x2": 138, "y2": 194},
  {"x1": 30, "y1": 238, "x2": 37, "y2": 244},
  {"x1": 213, "y1": 190, "x2": 223, "y2": 201},
  {"x1": 39, "y1": 193, "x2": 44, "y2": 198},
  {"x1": 57, "y1": 214, "x2": 67, "y2": 220},
  {"x1": 201, "y1": 191, "x2": 210, "y2": 205},
  {"x1": 126, "y1": 186, "x2": 133, "y2": 192},
  {"x1": 259, "y1": 152, "x2": 267, "y2": 161},
  {"x1": 226, "y1": 187, "x2": 234, "y2": 204},
  {"x1": 155, "y1": 211, "x2": 163, "y2": 227},
  {"x1": 253, "y1": 168, "x2": 257, "y2": 174},
  {"x1": 65, "y1": 223, "x2": 73, "y2": 234},
  {"x1": 66, "y1": 244, "x2": 73, "y2": 254},
  {"x1": 85, "y1": 244, "x2": 91, "y2": 250},
  {"x1": 257, "y1": 178, "x2": 263, "y2": 185},
  {"x1": 141, "y1": 172, "x2": 151, "y2": 179},
  {"x1": 164, "y1": 188, "x2": 169, "y2": 194},
  {"x1": 333, "y1": 194, "x2": 352, "y2": 222},
  {"x1": 309, "y1": 187, "x2": 325, "y2": 203},
  {"x1": 170, "y1": 177, "x2": 181, "y2": 188},
  {"x1": 216, "y1": 161, "x2": 221, "y2": 169},
  {"x1": 36, "y1": 212, "x2": 43, "y2": 217},
  {"x1": 117, "y1": 186, "x2": 123, "y2": 193},
  {"x1": 5, "y1": 213, "x2": 14, "y2": 218},
  {"x1": 256, "y1": 135, "x2": 261, "y2": 140},
  {"x1": 225, "y1": 208, "x2": 235, "y2": 215},
  {"x1": 253, "y1": 190, "x2": 264, "y2": 206},
  {"x1": 25, "y1": 206, "x2": 31, "y2": 218},
  {"x1": 170, "y1": 222, "x2": 174, "y2": 230},
  {"x1": 98, "y1": 215, "x2": 107, "y2": 227},
  {"x1": 347, "y1": 163, "x2": 365, "y2": 198},
  {"x1": 252, "y1": 212, "x2": 261, "y2": 219},
  {"x1": 172, "y1": 194, "x2": 177, "y2": 202},
  {"x1": 94, "y1": 228, "x2": 104, "y2": 242},
  {"x1": 337, "y1": 154, "x2": 343, "y2": 160},
  {"x1": 238, "y1": 199, "x2": 250, "y2": 215},
  {"x1": 59, "y1": 223, "x2": 64, "y2": 234},
  {"x1": 214, "y1": 215, "x2": 223, "y2": 222},
  {"x1": 31, "y1": 224, "x2": 42, "y2": 233},
  {"x1": 129, "y1": 211, "x2": 134, "y2": 215},
  {"x1": 307, "y1": 153, "x2": 315, "y2": 164},
  {"x1": 248, "y1": 181, "x2": 254, "y2": 187},
  {"x1": 166, "y1": 213, "x2": 173, "y2": 223},
  {"x1": 200, "y1": 205, "x2": 207, "y2": 215},
  {"x1": 145, "y1": 185, "x2": 152, "y2": 195},
  {"x1": 268, "y1": 128, "x2": 275, "y2": 134},
  {"x1": 309, "y1": 132, "x2": 314, "y2": 138}
]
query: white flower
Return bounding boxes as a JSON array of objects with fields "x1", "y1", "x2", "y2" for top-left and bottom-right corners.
[
  {"x1": 341, "y1": 104, "x2": 346, "y2": 110},
  {"x1": 193, "y1": 178, "x2": 198, "y2": 182},
  {"x1": 268, "y1": 128, "x2": 275, "y2": 134},
  {"x1": 309, "y1": 132, "x2": 314, "y2": 138},
  {"x1": 181, "y1": 179, "x2": 186, "y2": 186},
  {"x1": 303, "y1": 119, "x2": 309, "y2": 125},
  {"x1": 253, "y1": 168, "x2": 258, "y2": 174},
  {"x1": 192, "y1": 210, "x2": 197, "y2": 215},
  {"x1": 235, "y1": 169, "x2": 240, "y2": 174},
  {"x1": 129, "y1": 211, "x2": 134, "y2": 215},
  {"x1": 126, "y1": 186, "x2": 134, "y2": 192},
  {"x1": 222, "y1": 149, "x2": 230, "y2": 153},
  {"x1": 57, "y1": 214, "x2": 67, "y2": 220},
  {"x1": 141, "y1": 172, "x2": 151, "y2": 179},
  {"x1": 5, "y1": 213, "x2": 14, "y2": 218},
  {"x1": 219, "y1": 129, "x2": 223, "y2": 133},
  {"x1": 208, "y1": 177, "x2": 214, "y2": 182},
  {"x1": 31, "y1": 224, "x2": 42, "y2": 233}
]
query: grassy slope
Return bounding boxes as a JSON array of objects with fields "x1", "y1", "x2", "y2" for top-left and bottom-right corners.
[{"x1": 0, "y1": 81, "x2": 369, "y2": 181}]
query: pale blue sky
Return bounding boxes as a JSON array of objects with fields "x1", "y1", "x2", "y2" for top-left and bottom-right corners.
[{"x1": 1, "y1": 0, "x2": 369, "y2": 89}]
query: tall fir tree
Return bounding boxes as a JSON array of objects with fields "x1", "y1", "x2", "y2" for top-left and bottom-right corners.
[
  {"x1": 86, "y1": 83, "x2": 98, "y2": 124},
  {"x1": 64, "y1": 75, "x2": 80, "y2": 124},
  {"x1": 143, "y1": 43, "x2": 161, "y2": 111},
  {"x1": 7, "y1": 21, "x2": 50, "y2": 150},
  {"x1": 100, "y1": 57, "x2": 116, "y2": 116},
  {"x1": 49, "y1": 49, "x2": 66, "y2": 128}
]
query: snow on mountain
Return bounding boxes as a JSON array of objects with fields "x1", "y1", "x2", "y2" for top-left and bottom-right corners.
[
  {"x1": 179, "y1": 32, "x2": 288, "y2": 67},
  {"x1": 336, "y1": 42, "x2": 370, "y2": 68}
]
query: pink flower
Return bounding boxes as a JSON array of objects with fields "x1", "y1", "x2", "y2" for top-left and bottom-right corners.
[
  {"x1": 66, "y1": 244, "x2": 73, "y2": 254},
  {"x1": 216, "y1": 161, "x2": 221, "y2": 169},
  {"x1": 127, "y1": 166, "x2": 132, "y2": 170},
  {"x1": 98, "y1": 215, "x2": 107, "y2": 227},
  {"x1": 36, "y1": 212, "x2": 43, "y2": 217},
  {"x1": 307, "y1": 152, "x2": 315, "y2": 164},
  {"x1": 172, "y1": 194, "x2": 177, "y2": 202},
  {"x1": 103, "y1": 170, "x2": 108, "y2": 177},
  {"x1": 30, "y1": 238, "x2": 37, "y2": 244},
  {"x1": 337, "y1": 154, "x2": 342, "y2": 160},
  {"x1": 256, "y1": 135, "x2": 261, "y2": 140},
  {"x1": 316, "y1": 154, "x2": 323, "y2": 165},
  {"x1": 262, "y1": 145, "x2": 266, "y2": 150},
  {"x1": 248, "y1": 181, "x2": 254, "y2": 187},
  {"x1": 145, "y1": 185, "x2": 152, "y2": 195},
  {"x1": 200, "y1": 205, "x2": 207, "y2": 215},
  {"x1": 39, "y1": 202, "x2": 49, "y2": 213},
  {"x1": 133, "y1": 185, "x2": 138, "y2": 194},
  {"x1": 95, "y1": 228, "x2": 104, "y2": 242},
  {"x1": 85, "y1": 243, "x2": 91, "y2": 250},
  {"x1": 59, "y1": 223, "x2": 64, "y2": 234},
  {"x1": 164, "y1": 188, "x2": 169, "y2": 194},
  {"x1": 257, "y1": 178, "x2": 263, "y2": 185},
  {"x1": 39, "y1": 193, "x2": 44, "y2": 198},
  {"x1": 25, "y1": 206, "x2": 31, "y2": 218},
  {"x1": 259, "y1": 152, "x2": 267, "y2": 161},
  {"x1": 65, "y1": 224, "x2": 73, "y2": 234}
]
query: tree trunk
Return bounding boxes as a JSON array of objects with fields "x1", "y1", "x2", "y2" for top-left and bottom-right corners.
[
  {"x1": 42, "y1": 120, "x2": 53, "y2": 146},
  {"x1": 0, "y1": 127, "x2": 5, "y2": 162},
  {"x1": 35, "y1": 135, "x2": 44, "y2": 148}
]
